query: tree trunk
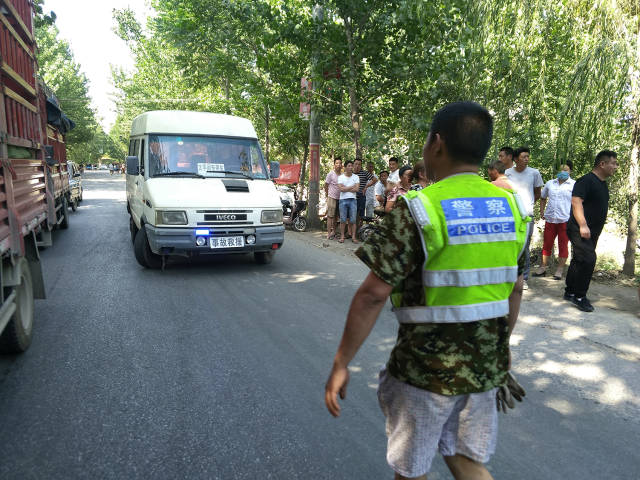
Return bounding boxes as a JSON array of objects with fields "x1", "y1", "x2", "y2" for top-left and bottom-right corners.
[
  {"x1": 622, "y1": 25, "x2": 640, "y2": 276},
  {"x1": 623, "y1": 115, "x2": 639, "y2": 276},
  {"x1": 299, "y1": 141, "x2": 309, "y2": 199},
  {"x1": 264, "y1": 104, "x2": 270, "y2": 164},
  {"x1": 343, "y1": 16, "x2": 362, "y2": 159},
  {"x1": 224, "y1": 77, "x2": 231, "y2": 115}
]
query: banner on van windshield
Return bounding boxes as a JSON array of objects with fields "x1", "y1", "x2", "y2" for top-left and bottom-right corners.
[{"x1": 274, "y1": 164, "x2": 302, "y2": 184}]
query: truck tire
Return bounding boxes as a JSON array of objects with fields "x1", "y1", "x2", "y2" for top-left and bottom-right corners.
[
  {"x1": 254, "y1": 251, "x2": 274, "y2": 265},
  {"x1": 134, "y1": 226, "x2": 162, "y2": 269},
  {"x1": 60, "y1": 197, "x2": 70, "y2": 229},
  {"x1": 0, "y1": 259, "x2": 35, "y2": 353}
]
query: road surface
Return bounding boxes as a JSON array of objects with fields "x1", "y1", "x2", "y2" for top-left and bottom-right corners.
[{"x1": 1, "y1": 172, "x2": 638, "y2": 479}]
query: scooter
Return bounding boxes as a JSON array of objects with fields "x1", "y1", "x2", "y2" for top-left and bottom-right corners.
[{"x1": 281, "y1": 190, "x2": 308, "y2": 232}]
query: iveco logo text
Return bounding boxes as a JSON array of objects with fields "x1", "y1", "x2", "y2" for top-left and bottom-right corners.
[{"x1": 215, "y1": 214, "x2": 237, "y2": 220}]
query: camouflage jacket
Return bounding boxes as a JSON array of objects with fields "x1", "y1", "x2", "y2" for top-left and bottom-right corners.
[{"x1": 356, "y1": 195, "x2": 523, "y2": 395}]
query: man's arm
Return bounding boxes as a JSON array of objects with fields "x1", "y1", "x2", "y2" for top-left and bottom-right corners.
[
  {"x1": 508, "y1": 274, "x2": 524, "y2": 337},
  {"x1": 533, "y1": 186, "x2": 542, "y2": 202},
  {"x1": 571, "y1": 196, "x2": 590, "y2": 238},
  {"x1": 325, "y1": 272, "x2": 393, "y2": 417},
  {"x1": 539, "y1": 198, "x2": 547, "y2": 219}
]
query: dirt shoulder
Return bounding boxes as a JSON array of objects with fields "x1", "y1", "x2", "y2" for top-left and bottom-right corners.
[{"x1": 288, "y1": 229, "x2": 640, "y2": 316}]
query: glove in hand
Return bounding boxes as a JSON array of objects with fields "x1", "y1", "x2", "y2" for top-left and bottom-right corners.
[{"x1": 496, "y1": 372, "x2": 526, "y2": 413}]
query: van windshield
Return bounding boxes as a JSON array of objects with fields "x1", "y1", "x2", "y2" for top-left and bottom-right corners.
[{"x1": 148, "y1": 135, "x2": 268, "y2": 179}]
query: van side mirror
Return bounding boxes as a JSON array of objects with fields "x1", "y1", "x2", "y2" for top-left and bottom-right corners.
[
  {"x1": 73, "y1": 172, "x2": 81, "y2": 178},
  {"x1": 126, "y1": 156, "x2": 139, "y2": 175},
  {"x1": 270, "y1": 161, "x2": 280, "y2": 179}
]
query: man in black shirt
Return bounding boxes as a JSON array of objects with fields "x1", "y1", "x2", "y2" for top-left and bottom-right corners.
[
  {"x1": 353, "y1": 158, "x2": 376, "y2": 230},
  {"x1": 564, "y1": 150, "x2": 618, "y2": 312}
]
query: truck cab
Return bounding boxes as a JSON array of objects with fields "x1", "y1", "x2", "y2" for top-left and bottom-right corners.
[{"x1": 126, "y1": 110, "x2": 284, "y2": 268}]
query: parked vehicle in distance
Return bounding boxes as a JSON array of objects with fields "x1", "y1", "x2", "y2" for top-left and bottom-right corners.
[
  {"x1": 99, "y1": 165, "x2": 108, "y2": 170},
  {"x1": 67, "y1": 161, "x2": 83, "y2": 211},
  {"x1": 85, "y1": 165, "x2": 93, "y2": 170},
  {"x1": 125, "y1": 110, "x2": 284, "y2": 268}
]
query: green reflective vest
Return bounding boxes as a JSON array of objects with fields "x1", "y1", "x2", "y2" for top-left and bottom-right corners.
[{"x1": 393, "y1": 173, "x2": 530, "y2": 323}]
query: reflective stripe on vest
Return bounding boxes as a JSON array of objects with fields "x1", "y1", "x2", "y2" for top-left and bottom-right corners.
[
  {"x1": 423, "y1": 266, "x2": 518, "y2": 287},
  {"x1": 393, "y1": 299, "x2": 509, "y2": 324}
]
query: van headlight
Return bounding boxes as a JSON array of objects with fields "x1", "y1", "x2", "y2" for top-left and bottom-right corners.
[
  {"x1": 156, "y1": 210, "x2": 188, "y2": 225},
  {"x1": 261, "y1": 209, "x2": 283, "y2": 223}
]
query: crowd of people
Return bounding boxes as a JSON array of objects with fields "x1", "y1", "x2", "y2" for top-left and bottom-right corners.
[{"x1": 323, "y1": 143, "x2": 619, "y2": 312}]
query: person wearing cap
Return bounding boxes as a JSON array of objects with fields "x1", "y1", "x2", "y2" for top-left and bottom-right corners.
[{"x1": 325, "y1": 101, "x2": 529, "y2": 480}]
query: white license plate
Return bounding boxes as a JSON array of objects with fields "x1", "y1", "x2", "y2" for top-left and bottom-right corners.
[{"x1": 210, "y1": 236, "x2": 245, "y2": 249}]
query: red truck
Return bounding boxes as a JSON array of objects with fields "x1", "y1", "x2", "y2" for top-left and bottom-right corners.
[{"x1": 0, "y1": 0, "x2": 73, "y2": 352}]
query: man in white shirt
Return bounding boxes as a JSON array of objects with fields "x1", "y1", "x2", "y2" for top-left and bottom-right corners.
[
  {"x1": 337, "y1": 160, "x2": 360, "y2": 243},
  {"x1": 505, "y1": 147, "x2": 544, "y2": 287},
  {"x1": 533, "y1": 164, "x2": 575, "y2": 279},
  {"x1": 374, "y1": 170, "x2": 389, "y2": 209},
  {"x1": 387, "y1": 157, "x2": 400, "y2": 185}
]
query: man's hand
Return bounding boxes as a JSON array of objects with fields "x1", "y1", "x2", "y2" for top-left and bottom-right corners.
[
  {"x1": 325, "y1": 363, "x2": 350, "y2": 417},
  {"x1": 496, "y1": 372, "x2": 526, "y2": 413},
  {"x1": 579, "y1": 224, "x2": 591, "y2": 239}
]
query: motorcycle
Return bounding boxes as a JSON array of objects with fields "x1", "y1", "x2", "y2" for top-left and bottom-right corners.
[
  {"x1": 281, "y1": 190, "x2": 308, "y2": 232},
  {"x1": 358, "y1": 209, "x2": 386, "y2": 242}
]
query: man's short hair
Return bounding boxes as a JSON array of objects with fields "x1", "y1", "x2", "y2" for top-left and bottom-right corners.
[
  {"x1": 488, "y1": 160, "x2": 506, "y2": 174},
  {"x1": 389, "y1": 157, "x2": 399, "y2": 165},
  {"x1": 354, "y1": 158, "x2": 363, "y2": 164},
  {"x1": 429, "y1": 101, "x2": 493, "y2": 165},
  {"x1": 333, "y1": 157, "x2": 342, "y2": 164},
  {"x1": 499, "y1": 146, "x2": 514, "y2": 158},
  {"x1": 594, "y1": 150, "x2": 617, "y2": 168},
  {"x1": 378, "y1": 170, "x2": 389, "y2": 176},
  {"x1": 514, "y1": 146, "x2": 530, "y2": 159},
  {"x1": 399, "y1": 165, "x2": 412, "y2": 178},
  {"x1": 344, "y1": 159, "x2": 354, "y2": 167}
]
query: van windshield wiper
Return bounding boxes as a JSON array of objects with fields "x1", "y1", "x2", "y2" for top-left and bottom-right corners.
[
  {"x1": 153, "y1": 171, "x2": 206, "y2": 179},
  {"x1": 214, "y1": 170, "x2": 254, "y2": 180}
]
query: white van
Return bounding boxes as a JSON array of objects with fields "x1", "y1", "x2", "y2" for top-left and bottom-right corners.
[{"x1": 125, "y1": 110, "x2": 284, "y2": 268}]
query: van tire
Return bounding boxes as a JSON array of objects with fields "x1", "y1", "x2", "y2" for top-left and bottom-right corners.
[
  {"x1": 254, "y1": 251, "x2": 274, "y2": 265},
  {"x1": 134, "y1": 226, "x2": 162, "y2": 269},
  {"x1": 0, "y1": 259, "x2": 35, "y2": 353},
  {"x1": 71, "y1": 199, "x2": 78, "y2": 212},
  {"x1": 60, "y1": 197, "x2": 70, "y2": 229},
  {"x1": 129, "y1": 217, "x2": 138, "y2": 244}
]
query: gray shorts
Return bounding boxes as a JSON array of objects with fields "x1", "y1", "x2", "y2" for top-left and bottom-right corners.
[{"x1": 377, "y1": 369, "x2": 498, "y2": 478}]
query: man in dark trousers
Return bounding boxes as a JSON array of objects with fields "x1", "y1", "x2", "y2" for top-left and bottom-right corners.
[{"x1": 564, "y1": 150, "x2": 618, "y2": 312}]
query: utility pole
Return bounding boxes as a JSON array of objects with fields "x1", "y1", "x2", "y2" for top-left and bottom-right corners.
[{"x1": 307, "y1": 3, "x2": 323, "y2": 230}]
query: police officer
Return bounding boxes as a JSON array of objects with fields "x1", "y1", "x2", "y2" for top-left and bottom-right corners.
[{"x1": 325, "y1": 102, "x2": 529, "y2": 480}]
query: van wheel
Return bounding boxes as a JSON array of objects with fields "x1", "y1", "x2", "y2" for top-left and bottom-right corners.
[
  {"x1": 134, "y1": 226, "x2": 162, "y2": 269},
  {"x1": 129, "y1": 217, "x2": 138, "y2": 244},
  {"x1": 0, "y1": 259, "x2": 35, "y2": 353},
  {"x1": 60, "y1": 197, "x2": 70, "y2": 229},
  {"x1": 254, "y1": 251, "x2": 274, "y2": 265},
  {"x1": 71, "y1": 199, "x2": 78, "y2": 212}
]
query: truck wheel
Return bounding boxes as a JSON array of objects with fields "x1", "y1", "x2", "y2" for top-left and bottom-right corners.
[
  {"x1": 134, "y1": 226, "x2": 162, "y2": 269},
  {"x1": 293, "y1": 215, "x2": 307, "y2": 232},
  {"x1": 0, "y1": 259, "x2": 35, "y2": 353},
  {"x1": 129, "y1": 217, "x2": 138, "y2": 244},
  {"x1": 254, "y1": 251, "x2": 274, "y2": 265},
  {"x1": 60, "y1": 197, "x2": 70, "y2": 229}
]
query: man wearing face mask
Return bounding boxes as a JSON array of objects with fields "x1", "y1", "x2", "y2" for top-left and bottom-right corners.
[{"x1": 533, "y1": 164, "x2": 575, "y2": 279}]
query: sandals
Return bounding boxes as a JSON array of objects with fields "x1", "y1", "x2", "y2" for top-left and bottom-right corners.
[
  {"x1": 351, "y1": 239, "x2": 359, "y2": 244},
  {"x1": 338, "y1": 238, "x2": 345, "y2": 243},
  {"x1": 328, "y1": 234, "x2": 336, "y2": 240}
]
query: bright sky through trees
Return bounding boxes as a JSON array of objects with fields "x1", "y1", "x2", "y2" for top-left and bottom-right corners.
[{"x1": 42, "y1": 0, "x2": 151, "y2": 129}]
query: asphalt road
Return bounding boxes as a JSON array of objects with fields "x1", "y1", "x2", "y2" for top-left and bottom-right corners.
[{"x1": 0, "y1": 171, "x2": 638, "y2": 479}]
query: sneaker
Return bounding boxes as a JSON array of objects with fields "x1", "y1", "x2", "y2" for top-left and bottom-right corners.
[
  {"x1": 563, "y1": 292, "x2": 575, "y2": 302},
  {"x1": 574, "y1": 297, "x2": 594, "y2": 312},
  {"x1": 522, "y1": 280, "x2": 529, "y2": 290}
]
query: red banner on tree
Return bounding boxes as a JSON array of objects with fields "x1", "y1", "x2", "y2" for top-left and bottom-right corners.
[{"x1": 274, "y1": 163, "x2": 302, "y2": 184}]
